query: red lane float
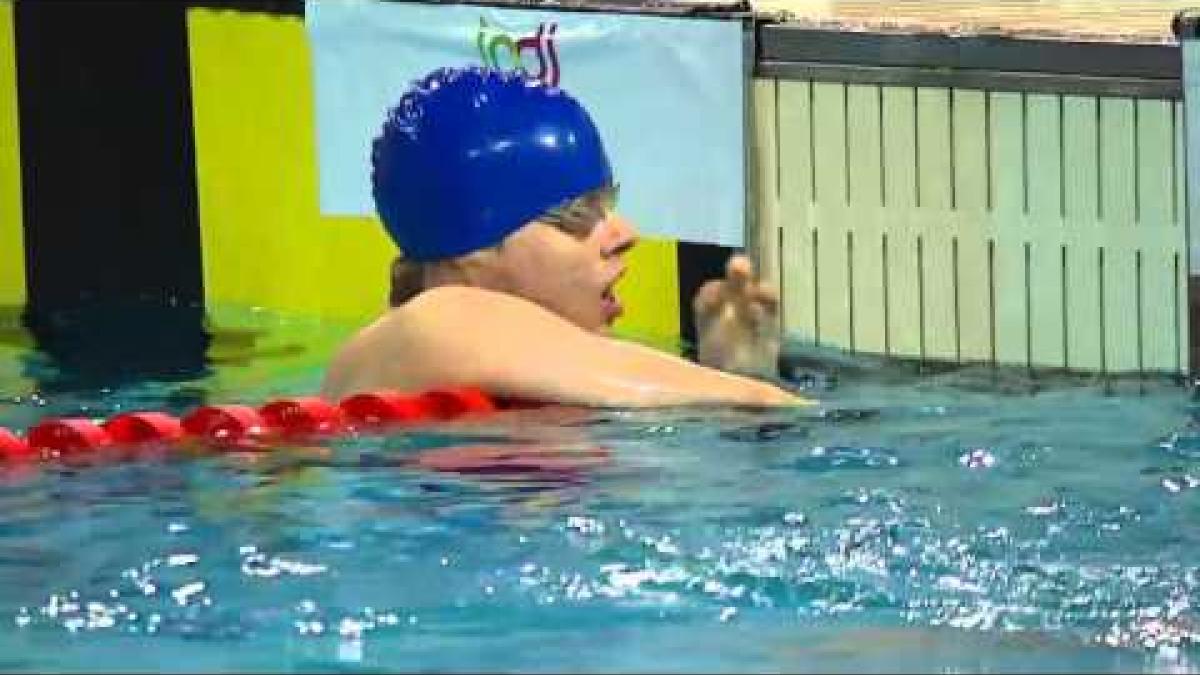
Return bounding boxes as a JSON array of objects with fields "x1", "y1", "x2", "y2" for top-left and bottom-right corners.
[
  {"x1": 0, "y1": 386, "x2": 510, "y2": 463},
  {"x1": 181, "y1": 405, "x2": 269, "y2": 444},
  {"x1": 337, "y1": 391, "x2": 428, "y2": 427},
  {"x1": 0, "y1": 427, "x2": 32, "y2": 461},
  {"x1": 259, "y1": 397, "x2": 344, "y2": 437},
  {"x1": 104, "y1": 412, "x2": 185, "y2": 444},
  {"x1": 27, "y1": 418, "x2": 113, "y2": 455}
]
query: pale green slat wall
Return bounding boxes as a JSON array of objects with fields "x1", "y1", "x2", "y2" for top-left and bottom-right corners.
[{"x1": 761, "y1": 77, "x2": 1188, "y2": 375}]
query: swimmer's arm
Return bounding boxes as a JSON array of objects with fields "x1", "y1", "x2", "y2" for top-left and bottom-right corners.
[
  {"x1": 582, "y1": 337, "x2": 812, "y2": 407},
  {"x1": 395, "y1": 287, "x2": 812, "y2": 408}
]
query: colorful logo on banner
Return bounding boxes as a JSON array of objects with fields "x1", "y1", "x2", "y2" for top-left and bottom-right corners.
[{"x1": 476, "y1": 17, "x2": 560, "y2": 86}]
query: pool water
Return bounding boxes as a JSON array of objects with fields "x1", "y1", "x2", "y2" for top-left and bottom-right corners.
[{"x1": 0, "y1": 318, "x2": 1198, "y2": 673}]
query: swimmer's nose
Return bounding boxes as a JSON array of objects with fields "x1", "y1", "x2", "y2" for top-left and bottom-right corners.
[{"x1": 601, "y1": 212, "x2": 638, "y2": 257}]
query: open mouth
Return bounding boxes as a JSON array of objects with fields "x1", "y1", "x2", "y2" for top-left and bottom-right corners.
[
  {"x1": 601, "y1": 285, "x2": 623, "y2": 323},
  {"x1": 600, "y1": 266, "x2": 626, "y2": 324}
]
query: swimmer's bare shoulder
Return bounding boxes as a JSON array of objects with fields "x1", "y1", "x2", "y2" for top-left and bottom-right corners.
[{"x1": 321, "y1": 285, "x2": 813, "y2": 408}]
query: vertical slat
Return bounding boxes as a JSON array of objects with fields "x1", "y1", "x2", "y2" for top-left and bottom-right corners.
[
  {"x1": 1100, "y1": 98, "x2": 1137, "y2": 225},
  {"x1": 813, "y1": 82, "x2": 847, "y2": 206},
  {"x1": 1137, "y1": 99, "x2": 1174, "y2": 227},
  {"x1": 1135, "y1": 99, "x2": 1178, "y2": 373},
  {"x1": 886, "y1": 228, "x2": 922, "y2": 358},
  {"x1": 1175, "y1": 100, "x2": 1186, "y2": 228},
  {"x1": 847, "y1": 84, "x2": 883, "y2": 208},
  {"x1": 990, "y1": 92, "x2": 1025, "y2": 215},
  {"x1": 852, "y1": 229, "x2": 888, "y2": 354},
  {"x1": 846, "y1": 84, "x2": 887, "y2": 353},
  {"x1": 811, "y1": 83, "x2": 850, "y2": 345},
  {"x1": 922, "y1": 226, "x2": 958, "y2": 361},
  {"x1": 1099, "y1": 98, "x2": 1140, "y2": 372},
  {"x1": 816, "y1": 220, "x2": 852, "y2": 347},
  {"x1": 917, "y1": 87, "x2": 953, "y2": 210},
  {"x1": 751, "y1": 79, "x2": 782, "y2": 309},
  {"x1": 1177, "y1": 100, "x2": 1189, "y2": 372},
  {"x1": 915, "y1": 87, "x2": 956, "y2": 360},
  {"x1": 881, "y1": 86, "x2": 921, "y2": 356},
  {"x1": 1062, "y1": 96, "x2": 1104, "y2": 370},
  {"x1": 1142, "y1": 247, "x2": 1178, "y2": 372},
  {"x1": 882, "y1": 86, "x2": 918, "y2": 210},
  {"x1": 1026, "y1": 94, "x2": 1066, "y2": 368},
  {"x1": 993, "y1": 237, "x2": 1030, "y2": 368},
  {"x1": 952, "y1": 89, "x2": 992, "y2": 363},
  {"x1": 781, "y1": 223, "x2": 818, "y2": 342},
  {"x1": 1102, "y1": 244, "x2": 1140, "y2": 372},
  {"x1": 778, "y1": 80, "x2": 815, "y2": 340},
  {"x1": 1178, "y1": 249, "x2": 1188, "y2": 374},
  {"x1": 953, "y1": 89, "x2": 989, "y2": 211},
  {"x1": 1064, "y1": 96, "x2": 1101, "y2": 221},
  {"x1": 1029, "y1": 238, "x2": 1067, "y2": 369},
  {"x1": 956, "y1": 235, "x2": 992, "y2": 364},
  {"x1": 1065, "y1": 243, "x2": 1105, "y2": 372},
  {"x1": 1026, "y1": 94, "x2": 1063, "y2": 218},
  {"x1": 989, "y1": 92, "x2": 1028, "y2": 366}
]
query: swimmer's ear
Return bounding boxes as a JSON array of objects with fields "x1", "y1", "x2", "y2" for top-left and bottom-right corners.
[{"x1": 443, "y1": 247, "x2": 506, "y2": 286}]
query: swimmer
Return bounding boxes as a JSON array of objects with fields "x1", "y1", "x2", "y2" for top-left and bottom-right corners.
[{"x1": 321, "y1": 66, "x2": 810, "y2": 408}]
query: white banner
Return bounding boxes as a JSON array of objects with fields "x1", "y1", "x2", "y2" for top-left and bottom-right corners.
[{"x1": 306, "y1": 0, "x2": 747, "y2": 247}]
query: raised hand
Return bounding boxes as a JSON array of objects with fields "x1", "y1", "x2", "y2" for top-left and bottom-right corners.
[{"x1": 692, "y1": 254, "x2": 781, "y2": 379}]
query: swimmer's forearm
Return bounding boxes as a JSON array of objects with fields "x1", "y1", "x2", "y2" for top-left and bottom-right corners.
[{"x1": 580, "y1": 337, "x2": 811, "y2": 408}]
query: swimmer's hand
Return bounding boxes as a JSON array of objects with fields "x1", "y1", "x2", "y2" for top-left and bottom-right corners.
[{"x1": 693, "y1": 254, "x2": 781, "y2": 380}]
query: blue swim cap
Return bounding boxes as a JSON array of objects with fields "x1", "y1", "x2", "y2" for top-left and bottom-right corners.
[{"x1": 371, "y1": 66, "x2": 614, "y2": 261}]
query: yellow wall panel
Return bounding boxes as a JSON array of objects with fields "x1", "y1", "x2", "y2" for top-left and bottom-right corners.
[
  {"x1": 611, "y1": 237, "x2": 680, "y2": 352},
  {"x1": 187, "y1": 8, "x2": 393, "y2": 328},
  {"x1": 0, "y1": 0, "x2": 24, "y2": 308}
]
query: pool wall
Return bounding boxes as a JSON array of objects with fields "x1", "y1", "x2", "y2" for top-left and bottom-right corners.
[{"x1": 752, "y1": 24, "x2": 1190, "y2": 375}]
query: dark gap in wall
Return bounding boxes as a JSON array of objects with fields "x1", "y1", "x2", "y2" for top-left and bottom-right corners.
[{"x1": 677, "y1": 241, "x2": 733, "y2": 360}]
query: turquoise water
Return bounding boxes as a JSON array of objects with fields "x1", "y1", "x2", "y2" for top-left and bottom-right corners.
[{"x1": 1, "y1": 325, "x2": 1198, "y2": 673}]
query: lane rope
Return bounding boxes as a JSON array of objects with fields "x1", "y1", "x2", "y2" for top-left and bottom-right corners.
[{"x1": 0, "y1": 387, "x2": 508, "y2": 462}]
